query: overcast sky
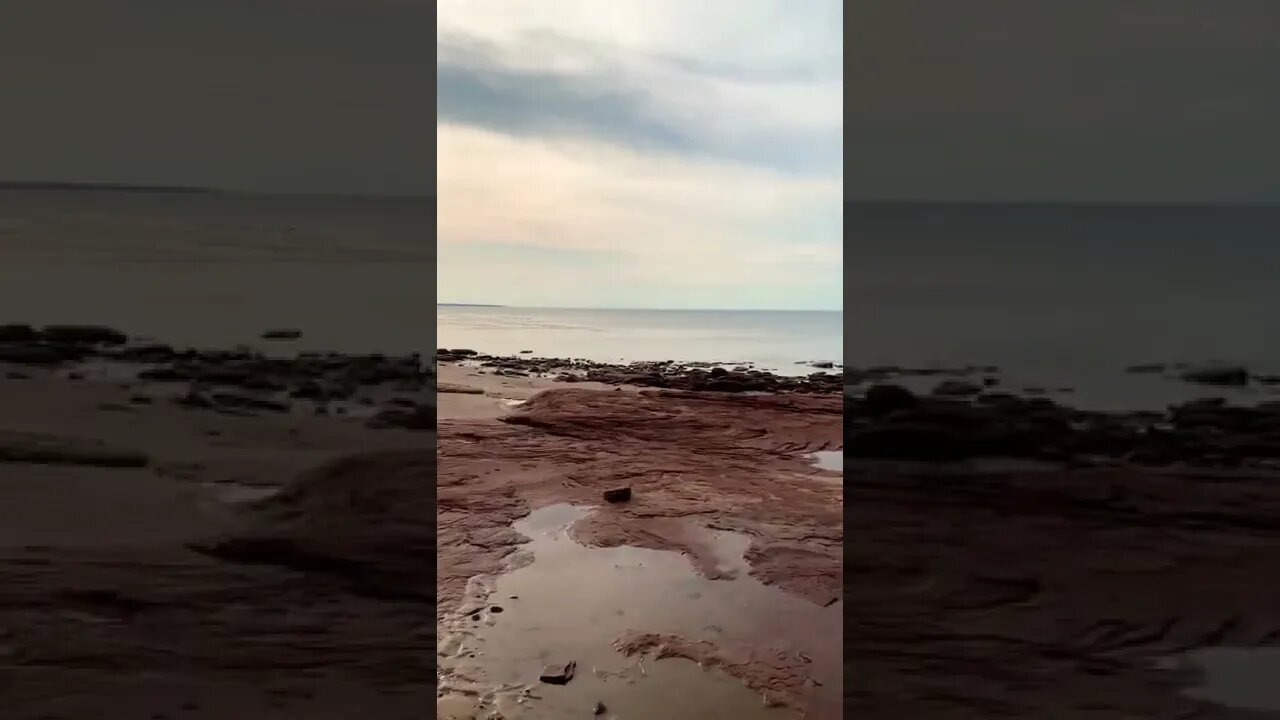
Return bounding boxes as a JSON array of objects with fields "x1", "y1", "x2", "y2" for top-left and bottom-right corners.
[
  {"x1": 436, "y1": 0, "x2": 842, "y2": 310},
  {"x1": 851, "y1": 1, "x2": 1280, "y2": 203},
  {"x1": 0, "y1": 0, "x2": 428, "y2": 195}
]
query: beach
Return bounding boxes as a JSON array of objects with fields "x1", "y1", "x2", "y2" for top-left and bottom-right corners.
[
  {"x1": 435, "y1": 356, "x2": 844, "y2": 718},
  {"x1": 0, "y1": 325, "x2": 844, "y2": 719},
  {"x1": 0, "y1": 326, "x2": 435, "y2": 719}
]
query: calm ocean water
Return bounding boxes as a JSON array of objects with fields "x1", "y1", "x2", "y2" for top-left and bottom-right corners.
[
  {"x1": 848, "y1": 202, "x2": 1280, "y2": 409},
  {"x1": 436, "y1": 305, "x2": 843, "y2": 374},
  {"x1": 0, "y1": 191, "x2": 434, "y2": 355},
  {"x1": 4, "y1": 192, "x2": 1278, "y2": 410}
]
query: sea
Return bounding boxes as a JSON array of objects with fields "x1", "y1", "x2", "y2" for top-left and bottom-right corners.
[
  {"x1": 3, "y1": 191, "x2": 1278, "y2": 411},
  {"x1": 846, "y1": 202, "x2": 1280, "y2": 410},
  {"x1": 0, "y1": 190, "x2": 434, "y2": 356},
  {"x1": 437, "y1": 305, "x2": 843, "y2": 376}
]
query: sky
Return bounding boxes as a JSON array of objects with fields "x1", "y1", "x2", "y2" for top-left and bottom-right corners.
[
  {"x1": 851, "y1": 1, "x2": 1280, "y2": 204},
  {"x1": 436, "y1": 0, "x2": 843, "y2": 311},
  {"x1": 0, "y1": 0, "x2": 428, "y2": 195}
]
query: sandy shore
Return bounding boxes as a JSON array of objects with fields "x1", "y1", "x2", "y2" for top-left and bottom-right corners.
[{"x1": 0, "y1": 360, "x2": 432, "y2": 719}]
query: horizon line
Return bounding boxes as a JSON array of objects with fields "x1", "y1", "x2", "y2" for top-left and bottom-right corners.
[
  {"x1": 0, "y1": 180, "x2": 429, "y2": 199},
  {"x1": 849, "y1": 198, "x2": 1280, "y2": 208},
  {"x1": 440, "y1": 303, "x2": 842, "y2": 313}
]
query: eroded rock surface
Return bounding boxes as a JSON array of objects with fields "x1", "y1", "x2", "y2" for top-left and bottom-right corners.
[
  {"x1": 849, "y1": 463, "x2": 1280, "y2": 718},
  {"x1": 438, "y1": 387, "x2": 843, "y2": 715}
]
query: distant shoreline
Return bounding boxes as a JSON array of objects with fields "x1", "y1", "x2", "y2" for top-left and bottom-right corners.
[{"x1": 0, "y1": 181, "x2": 217, "y2": 194}]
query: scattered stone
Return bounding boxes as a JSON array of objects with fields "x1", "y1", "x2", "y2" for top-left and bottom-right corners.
[
  {"x1": 539, "y1": 660, "x2": 577, "y2": 685},
  {"x1": 603, "y1": 487, "x2": 632, "y2": 503}
]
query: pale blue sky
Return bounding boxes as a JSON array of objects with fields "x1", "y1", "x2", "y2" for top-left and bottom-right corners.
[{"x1": 437, "y1": 0, "x2": 842, "y2": 310}]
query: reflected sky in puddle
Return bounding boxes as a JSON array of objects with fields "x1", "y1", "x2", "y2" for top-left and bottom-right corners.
[
  {"x1": 1169, "y1": 647, "x2": 1280, "y2": 712},
  {"x1": 438, "y1": 504, "x2": 840, "y2": 719},
  {"x1": 810, "y1": 451, "x2": 842, "y2": 473}
]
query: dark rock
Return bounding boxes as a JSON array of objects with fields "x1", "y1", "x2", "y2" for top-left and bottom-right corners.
[
  {"x1": 0, "y1": 343, "x2": 68, "y2": 365},
  {"x1": 594, "y1": 702, "x2": 607, "y2": 715},
  {"x1": 261, "y1": 329, "x2": 302, "y2": 340},
  {"x1": 932, "y1": 380, "x2": 982, "y2": 397},
  {"x1": 138, "y1": 367, "x2": 193, "y2": 382},
  {"x1": 1181, "y1": 365, "x2": 1250, "y2": 387},
  {"x1": 539, "y1": 660, "x2": 577, "y2": 685},
  {"x1": 41, "y1": 325, "x2": 128, "y2": 345},
  {"x1": 811, "y1": 361, "x2": 835, "y2": 369},
  {"x1": 0, "y1": 324, "x2": 40, "y2": 342},
  {"x1": 174, "y1": 390, "x2": 216, "y2": 409},
  {"x1": 603, "y1": 487, "x2": 632, "y2": 503},
  {"x1": 519, "y1": 349, "x2": 533, "y2": 354},
  {"x1": 862, "y1": 384, "x2": 918, "y2": 417},
  {"x1": 211, "y1": 392, "x2": 290, "y2": 413},
  {"x1": 1125, "y1": 363, "x2": 1167, "y2": 374},
  {"x1": 368, "y1": 403, "x2": 435, "y2": 430}
]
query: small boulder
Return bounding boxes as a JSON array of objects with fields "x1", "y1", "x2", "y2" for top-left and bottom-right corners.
[
  {"x1": 862, "y1": 384, "x2": 917, "y2": 417},
  {"x1": 539, "y1": 660, "x2": 577, "y2": 685},
  {"x1": 261, "y1": 329, "x2": 302, "y2": 340}
]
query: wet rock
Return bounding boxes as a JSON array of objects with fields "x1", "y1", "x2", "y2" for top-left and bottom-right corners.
[
  {"x1": 0, "y1": 432, "x2": 150, "y2": 468},
  {"x1": 1181, "y1": 365, "x2": 1250, "y2": 387},
  {"x1": 211, "y1": 392, "x2": 290, "y2": 413},
  {"x1": 0, "y1": 323, "x2": 40, "y2": 342},
  {"x1": 42, "y1": 324, "x2": 128, "y2": 345},
  {"x1": 437, "y1": 383, "x2": 485, "y2": 395},
  {"x1": 603, "y1": 487, "x2": 632, "y2": 503},
  {"x1": 174, "y1": 389, "x2": 216, "y2": 409},
  {"x1": 932, "y1": 380, "x2": 982, "y2": 397},
  {"x1": 0, "y1": 343, "x2": 68, "y2": 366},
  {"x1": 863, "y1": 384, "x2": 918, "y2": 417},
  {"x1": 261, "y1": 329, "x2": 302, "y2": 340},
  {"x1": 539, "y1": 660, "x2": 577, "y2": 685},
  {"x1": 138, "y1": 366, "x2": 194, "y2": 382},
  {"x1": 368, "y1": 403, "x2": 435, "y2": 431}
]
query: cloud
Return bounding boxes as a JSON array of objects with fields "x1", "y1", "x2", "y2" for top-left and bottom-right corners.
[
  {"x1": 436, "y1": 1, "x2": 842, "y2": 310},
  {"x1": 437, "y1": 30, "x2": 841, "y2": 175}
]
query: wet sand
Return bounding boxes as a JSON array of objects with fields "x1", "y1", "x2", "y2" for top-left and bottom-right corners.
[
  {"x1": 0, "y1": 363, "x2": 433, "y2": 719},
  {"x1": 436, "y1": 361, "x2": 843, "y2": 718}
]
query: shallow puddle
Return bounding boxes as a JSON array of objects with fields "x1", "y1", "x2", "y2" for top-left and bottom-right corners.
[
  {"x1": 1171, "y1": 647, "x2": 1280, "y2": 712},
  {"x1": 810, "y1": 451, "x2": 843, "y2": 473},
  {"x1": 438, "y1": 504, "x2": 840, "y2": 719}
]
